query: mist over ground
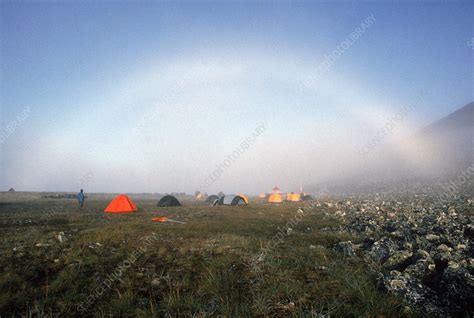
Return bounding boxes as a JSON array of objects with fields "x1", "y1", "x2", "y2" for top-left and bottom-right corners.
[{"x1": 0, "y1": 2, "x2": 472, "y2": 194}]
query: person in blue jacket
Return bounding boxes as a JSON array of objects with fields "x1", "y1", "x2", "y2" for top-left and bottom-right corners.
[{"x1": 78, "y1": 189, "x2": 85, "y2": 208}]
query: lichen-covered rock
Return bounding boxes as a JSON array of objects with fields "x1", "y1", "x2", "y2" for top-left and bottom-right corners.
[
  {"x1": 367, "y1": 237, "x2": 398, "y2": 263},
  {"x1": 319, "y1": 191, "x2": 472, "y2": 316},
  {"x1": 404, "y1": 258, "x2": 436, "y2": 282},
  {"x1": 435, "y1": 266, "x2": 474, "y2": 315},
  {"x1": 334, "y1": 241, "x2": 357, "y2": 257},
  {"x1": 425, "y1": 234, "x2": 440, "y2": 241},
  {"x1": 384, "y1": 250, "x2": 413, "y2": 270}
]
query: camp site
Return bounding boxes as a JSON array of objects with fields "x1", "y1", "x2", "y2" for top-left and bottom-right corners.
[{"x1": 1, "y1": 1, "x2": 473, "y2": 317}]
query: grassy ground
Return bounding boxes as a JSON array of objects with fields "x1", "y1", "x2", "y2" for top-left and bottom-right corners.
[{"x1": 0, "y1": 194, "x2": 405, "y2": 317}]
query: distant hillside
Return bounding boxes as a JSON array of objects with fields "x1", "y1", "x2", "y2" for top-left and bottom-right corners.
[
  {"x1": 421, "y1": 102, "x2": 473, "y2": 134},
  {"x1": 307, "y1": 101, "x2": 474, "y2": 196},
  {"x1": 417, "y1": 101, "x2": 473, "y2": 175}
]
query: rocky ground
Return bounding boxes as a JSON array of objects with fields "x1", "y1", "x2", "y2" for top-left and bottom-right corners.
[{"x1": 326, "y1": 188, "x2": 473, "y2": 316}]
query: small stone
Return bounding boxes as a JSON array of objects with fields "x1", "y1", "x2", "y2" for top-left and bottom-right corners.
[
  {"x1": 433, "y1": 250, "x2": 451, "y2": 264},
  {"x1": 35, "y1": 243, "x2": 50, "y2": 247},
  {"x1": 456, "y1": 244, "x2": 467, "y2": 250},
  {"x1": 416, "y1": 249, "x2": 431, "y2": 259},
  {"x1": 447, "y1": 261, "x2": 459, "y2": 269},
  {"x1": 405, "y1": 258, "x2": 436, "y2": 281},
  {"x1": 151, "y1": 278, "x2": 160, "y2": 287},
  {"x1": 367, "y1": 238, "x2": 398, "y2": 263},
  {"x1": 437, "y1": 244, "x2": 451, "y2": 253},
  {"x1": 334, "y1": 241, "x2": 357, "y2": 257},
  {"x1": 57, "y1": 233, "x2": 67, "y2": 243},
  {"x1": 390, "y1": 270, "x2": 402, "y2": 277},
  {"x1": 426, "y1": 234, "x2": 440, "y2": 241},
  {"x1": 390, "y1": 279, "x2": 406, "y2": 290},
  {"x1": 385, "y1": 250, "x2": 413, "y2": 269},
  {"x1": 403, "y1": 242, "x2": 413, "y2": 250}
]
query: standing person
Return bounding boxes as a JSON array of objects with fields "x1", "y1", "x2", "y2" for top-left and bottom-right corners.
[{"x1": 78, "y1": 189, "x2": 85, "y2": 208}]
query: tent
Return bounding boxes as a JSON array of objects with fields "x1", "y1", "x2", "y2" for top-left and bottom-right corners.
[
  {"x1": 157, "y1": 195, "x2": 182, "y2": 207},
  {"x1": 218, "y1": 194, "x2": 247, "y2": 206},
  {"x1": 286, "y1": 193, "x2": 302, "y2": 202},
  {"x1": 258, "y1": 193, "x2": 266, "y2": 198},
  {"x1": 238, "y1": 193, "x2": 249, "y2": 204},
  {"x1": 7, "y1": 188, "x2": 15, "y2": 192},
  {"x1": 206, "y1": 195, "x2": 219, "y2": 203},
  {"x1": 196, "y1": 192, "x2": 206, "y2": 200},
  {"x1": 272, "y1": 186, "x2": 281, "y2": 193},
  {"x1": 104, "y1": 194, "x2": 137, "y2": 213},
  {"x1": 268, "y1": 193, "x2": 283, "y2": 203},
  {"x1": 302, "y1": 194, "x2": 313, "y2": 201}
]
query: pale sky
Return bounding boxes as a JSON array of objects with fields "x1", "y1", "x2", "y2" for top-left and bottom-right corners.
[{"x1": 0, "y1": 1, "x2": 472, "y2": 193}]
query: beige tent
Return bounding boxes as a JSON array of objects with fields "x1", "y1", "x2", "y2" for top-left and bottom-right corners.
[
  {"x1": 268, "y1": 193, "x2": 283, "y2": 203},
  {"x1": 286, "y1": 193, "x2": 301, "y2": 202}
]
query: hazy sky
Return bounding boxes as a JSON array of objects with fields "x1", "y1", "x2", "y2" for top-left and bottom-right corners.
[{"x1": 0, "y1": 1, "x2": 472, "y2": 193}]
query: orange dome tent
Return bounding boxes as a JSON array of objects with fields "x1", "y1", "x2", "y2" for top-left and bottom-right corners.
[
  {"x1": 268, "y1": 193, "x2": 282, "y2": 203},
  {"x1": 104, "y1": 194, "x2": 137, "y2": 213}
]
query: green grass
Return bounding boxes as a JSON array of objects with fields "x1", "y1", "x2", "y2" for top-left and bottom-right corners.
[{"x1": 0, "y1": 194, "x2": 405, "y2": 317}]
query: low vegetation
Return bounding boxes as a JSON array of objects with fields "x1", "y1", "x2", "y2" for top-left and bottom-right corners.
[{"x1": 0, "y1": 194, "x2": 404, "y2": 317}]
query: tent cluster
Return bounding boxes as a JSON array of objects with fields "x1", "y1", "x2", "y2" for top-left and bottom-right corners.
[
  {"x1": 103, "y1": 193, "x2": 252, "y2": 213},
  {"x1": 102, "y1": 186, "x2": 314, "y2": 212},
  {"x1": 104, "y1": 194, "x2": 182, "y2": 213},
  {"x1": 265, "y1": 185, "x2": 313, "y2": 203},
  {"x1": 205, "y1": 194, "x2": 248, "y2": 206}
]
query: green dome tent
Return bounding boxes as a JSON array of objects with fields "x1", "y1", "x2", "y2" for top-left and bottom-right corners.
[
  {"x1": 218, "y1": 194, "x2": 247, "y2": 206},
  {"x1": 157, "y1": 195, "x2": 182, "y2": 207}
]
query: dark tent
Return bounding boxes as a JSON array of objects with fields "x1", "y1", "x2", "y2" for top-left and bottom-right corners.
[
  {"x1": 157, "y1": 195, "x2": 182, "y2": 207},
  {"x1": 206, "y1": 195, "x2": 219, "y2": 203},
  {"x1": 218, "y1": 194, "x2": 247, "y2": 206},
  {"x1": 7, "y1": 188, "x2": 15, "y2": 192},
  {"x1": 302, "y1": 194, "x2": 313, "y2": 201}
]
